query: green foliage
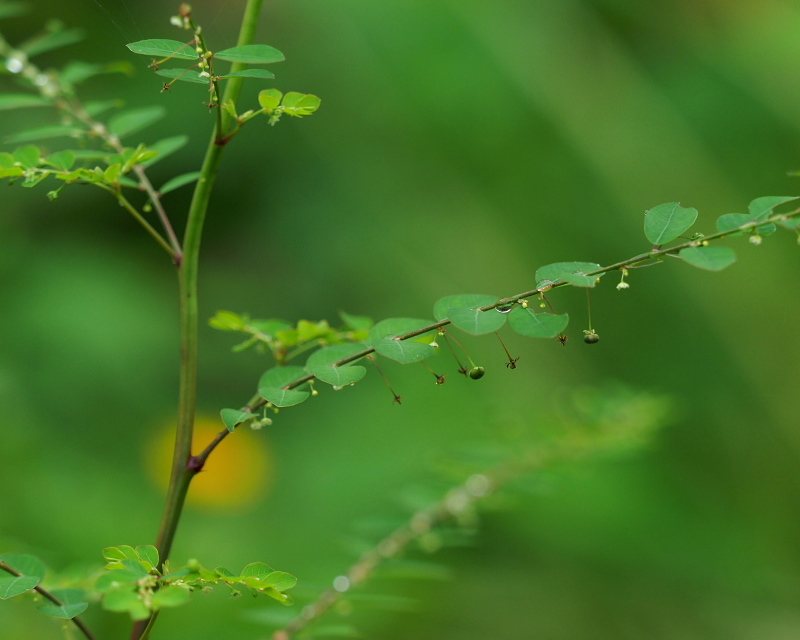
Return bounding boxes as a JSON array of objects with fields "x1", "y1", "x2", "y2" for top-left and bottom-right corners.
[
  {"x1": 96, "y1": 551, "x2": 296, "y2": 619},
  {"x1": 214, "y1": 44, "x2": 285, "y2": 65},
  {"x1": 155, "y1": 68, "x2": 207, "y2": 84},
  {"x1": 678, "y1": 245, "x2": 737, "y2": 271},
  {"x1": 644, "y1": 202, "x2": 698, "y2": 245},
  {"x1": 126, "y1": 39, "x2": 199, "y2": 60},
  {"x1": 508, "y1": 307, "x2": 569, "y2": 338},
  {"x1": 536, "y1": 261, "x2": 602, "y2": 288},
  {"x1": 220, "y1": 408, "x2": 255, "y2": 432}
]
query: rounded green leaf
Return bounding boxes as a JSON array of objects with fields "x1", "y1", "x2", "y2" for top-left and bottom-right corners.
[
  {"x1": 220, "y1": 408, "x2": 255, "y2": 432},
  {"x1": 258, "y1": 89, "x2": 283, "y2": 112},
  {"x1": 263, "y1": 571, "x2": 297, "y2": 591},
  {"x1": 258, "y1": 387, "x2": 310, "y2": 407},
  {"x1": 0, "y1": 553, "x2": 45, "y2": 580},
  {"x1": 109, "y1": 106, "x2": 166, "y2": 138},
  {"x1": 103, "y1": 545, "x2": 138, "y2": 563},
  {"x1": 679, "y1": 246, "x2": 736, "y2": 271},
  {"x1": 214, "y1": 44, "x2": 285, "y2": 64},
  {"x1": 282, "y1": 93, "x2": 322, "y2": 117},
  {"x1": 372, "y1": 338, "x2": 434, "y2": 363},
  {"x1": 433, "y1": 294, "x2": 497, "y2": 321},
  {"x1": 126, "y1": 39, "x2": 199, "y2": 61},
  {"x1": 50, "y1": 588, "x2": 87, "y2": 605},
  {"x1": 311, "y1": 364, "x2": 367, "y2": 386},
  {"x1": 307, "y1": 343, "x2": 367, "y2": 368},
  {"x1": 448, "y1": 305, "x2": 507, "y2": 335},
  {"x1": 240, "y1": 562, "x2": 274, "y2": 580},
  {"x1": 644, "y1": 202, "x2": 698, "y2": 245},
  {"x1": 154, "y1": 68, "x2": 208, "y2": 85},
  {"x1": 748, "y1": 196, "x2": 799, "y2": 221},
  {"x1": 220, "y1": 69, "x2": 275, "y2": 80},
  {"x1": 716, "y1": 213, "x2": 751, "y2": 236},
  {"x1": 12, "y1": 145, "x2": 40, "y2": 168},
  {"x1": 508, "y1": 307, "x2": 569, "y2": 338},
  {"x1": 369, "y1": 318, "x2": 436, "y2": 342},
  {"x1": 136, "y1": 546, "x2": 159, "y2": 568},
  {"x1": 0, "y1": 575, "x2": 40, "y2": 599},
  {"x1": 535, "y1": 262, "x2": 602, "y2": 288},
  {"x1": 38, "y1": 602, "x2": 88, "y2": 619},
  {"x1": 152, "y1": 585, "x2": 190, "y2": 609},
  {"x1": 47, "y1": 150, "x2": 76, "y2": 170},
  {"x1": 258, "y1": 366, "x2": 306, "y2": 390}
]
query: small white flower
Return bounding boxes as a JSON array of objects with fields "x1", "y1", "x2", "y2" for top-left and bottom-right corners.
[
  {"x1": 616, "y1": 281, "x2": 630, "y2": 290},
  {"x1": 749, "y1": 234, "x2": 763, "y2": 245}
]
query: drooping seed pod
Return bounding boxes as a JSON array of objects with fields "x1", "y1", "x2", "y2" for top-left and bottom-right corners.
[{"x1": 468, "y1": 366, "x2": 485, "y2": 379}]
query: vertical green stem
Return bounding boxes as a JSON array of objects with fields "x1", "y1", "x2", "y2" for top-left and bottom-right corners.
[{"x1": 131, "y1": 1, "x2": 265, "y2": 638}]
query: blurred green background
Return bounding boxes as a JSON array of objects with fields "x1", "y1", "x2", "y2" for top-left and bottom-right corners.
[{"x1": 2, "y1": 0, "x2": 800, "y2": 638}]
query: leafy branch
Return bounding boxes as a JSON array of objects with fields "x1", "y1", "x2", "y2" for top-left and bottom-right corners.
[
  {"x1": 0, "y1": 25, "x2": 184, "y2": 260},
  {"x1": 201, "y1": 199, "x2": 800, "y2": 464},
  {"x1": 0, "y1": 556, "x2": 96, "y2": 640}
]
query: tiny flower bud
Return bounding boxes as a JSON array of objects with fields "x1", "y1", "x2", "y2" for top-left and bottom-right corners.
[
  {"x1": 749, "y1": 234, "x2": 762, "y2": 245},
  {"x1": 616, "y1": 281, "x2": 629, "y2": 290}
]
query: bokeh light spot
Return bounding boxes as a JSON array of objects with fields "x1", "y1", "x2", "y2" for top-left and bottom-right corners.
[{"x1": 146, "y1": 415, "x2": 273, "y2": 510}]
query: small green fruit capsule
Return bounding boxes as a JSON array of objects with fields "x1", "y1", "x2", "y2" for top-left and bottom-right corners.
[
  {"x1": 468, "y1": 366, "x2": 485, "y2": 379},
  {"x1": 583, "y1": 332, "x2": 600, "y2": 344}
]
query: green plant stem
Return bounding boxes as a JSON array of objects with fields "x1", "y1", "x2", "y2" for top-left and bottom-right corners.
[
  {"x1": 153, "y1": 0, "x2": 265, "y2": 568},
  {"x1": 0, "y1": 561, "x2": 97, "y2": 640},
  {"x1": 109, "y1": 187, "x2": 178, "y2": 259},
  {"x1": 195, "y1": 207, "x2": 800, "y2": 462},
  {"x1": 129, "y1": 3, "x2": 265, "y2": 639}
]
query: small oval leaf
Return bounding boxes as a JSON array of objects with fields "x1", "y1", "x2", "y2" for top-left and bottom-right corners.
[
  {"x1": 679, "y1": 246, "x2": 736, "y2": 271},
  {"x1": 535, "y1": 262, "x2": 602, "y2": 288},
  {"x1": 311, "y1": 365, "x2": 367, "y2": 386},
  {"x1": 373, "y1": 338, "x2": 434, "y2": 364},
  {"x1": 214, "y1": 44, "x2": 285, "y2": 65},
  {"x1": 508, "y1": 307, "x2": 569, "y2": 338},
  {"x1": 644, "y1": 202, "x2": 698, "y2": 245},
  {"x1": 220, "y1": 69, "x2": 275, "y2": 80},
  {"x1": 220, "y1": 408, "x2": 255, "y2": 432},
  {"x1": 127, "y1": 39, "x2": 199, "y2": 61},
  {"x1": 0, "y1": 575, "x2": 40, "y2": 599},
  {"x1": 259, "y1": 387, "x2": 310, "y2": 407},
  {"x1": 38, "y1": 602, "x2": 88, "y2": 619}
]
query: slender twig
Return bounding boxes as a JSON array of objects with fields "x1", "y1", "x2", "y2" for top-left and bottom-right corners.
[
  {"x1": 105, "y1": 187, "x2": 179, "y2": 259},
  {"x1": 195, "y1": 206, "x2": 800, "y2": 465},
  {"x1": 0, "y1": 561, "x2": 97, "y2": 640},
  {"x1": 0, "y1": 32, "x2": 184, "y2": 261}
]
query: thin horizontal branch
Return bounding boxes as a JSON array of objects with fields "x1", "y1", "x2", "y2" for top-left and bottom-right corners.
[
  {"x1": 195, "y1": 207, "x2": 799, "y2": 464},
  {"x1": 0, "y1": 561, "x2": 97, "y2": 640}
]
